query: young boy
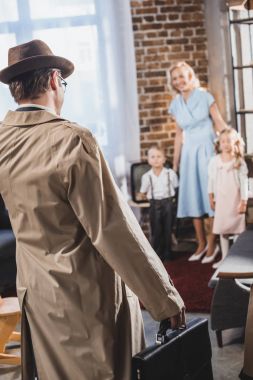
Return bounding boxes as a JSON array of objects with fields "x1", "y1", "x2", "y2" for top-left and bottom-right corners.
[{"x1": 140, "y1": 145, "x2": 179, "y2": 261}]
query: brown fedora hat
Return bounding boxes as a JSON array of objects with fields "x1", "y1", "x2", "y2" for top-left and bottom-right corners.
[{"x1": 0, "y1": 39, "x2": 74, "y2": 84}]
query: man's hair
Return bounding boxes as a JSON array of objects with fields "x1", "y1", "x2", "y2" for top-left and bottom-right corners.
[{"x1": 9, "y1": 68, "x2": 57, "y2": 103}]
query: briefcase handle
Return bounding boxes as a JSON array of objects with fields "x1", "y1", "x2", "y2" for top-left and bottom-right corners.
[{"x1": 156, "y1": 318, "x2": 186, "y2": 345}]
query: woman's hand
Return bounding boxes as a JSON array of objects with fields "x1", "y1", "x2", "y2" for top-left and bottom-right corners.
[{"x1": 238, "y1": 200, "x2": 247, "y2": 214}]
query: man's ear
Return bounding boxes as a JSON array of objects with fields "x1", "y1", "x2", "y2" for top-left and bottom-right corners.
[{"x1": 50, "y1": 71, "x2": 58, "y2": 91}]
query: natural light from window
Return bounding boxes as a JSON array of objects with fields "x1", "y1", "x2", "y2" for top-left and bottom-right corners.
[
  {"x1": 0, "y1": 0, "x2": 140, "y2": 182},
  {"x1": 0, "y1": 0, "x2": 107, "y2": 147}
]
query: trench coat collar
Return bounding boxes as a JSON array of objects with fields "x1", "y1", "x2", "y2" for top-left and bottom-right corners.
[{"x1": 2, "y1": 109, "x2": 67, "y2": 127}]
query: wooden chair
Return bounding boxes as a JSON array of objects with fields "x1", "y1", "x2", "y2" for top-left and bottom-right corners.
[
  {"x1": 217, "y1": 269, "x2": 253, "y2": 378},
  {"x1": 209, "y1": 228, "x2": 253, "y2": 347},
  {"x1": 0, "y1": 296, "x2": 21, "y2": 365}
]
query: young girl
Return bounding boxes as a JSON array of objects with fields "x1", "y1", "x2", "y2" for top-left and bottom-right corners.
[{"x1": 208, "y1": 128, "x2": 248, "y2": 268}]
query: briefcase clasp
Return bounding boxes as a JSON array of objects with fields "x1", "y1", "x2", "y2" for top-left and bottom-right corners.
[{"x1": 155, "y1": 333, "x2": 165, "y2": 345}]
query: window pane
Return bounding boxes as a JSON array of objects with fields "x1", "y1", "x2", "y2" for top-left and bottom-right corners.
[
  {"x1": 245, "y1": 114, "x2": 253, "y2": 153},
  {"x1": 0, "y1": 0, "x2": 18, "y2": 22},
  {"x1": 33, "y1": 26, "x2": 108, "y2": 146},
  {"x1": 243, "y1": 69, "x2": 253, "y2": 110},
  {"x1": 0, "y1": 34, "x2": 18, "y2": 120},
  {"x1": 0, "y1": 34, "x2": 16, "y2": 68},
  {"x1": 240, "y1": 25, "x2": 251, "y2": 66},
  {"x1": 29, "y1": 0, "x2": 95, "y2": 19}
]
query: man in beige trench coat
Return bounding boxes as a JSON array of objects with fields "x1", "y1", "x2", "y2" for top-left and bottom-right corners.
[{"x1": 0, "y1": 40, "x2": 185, "y2": 380}]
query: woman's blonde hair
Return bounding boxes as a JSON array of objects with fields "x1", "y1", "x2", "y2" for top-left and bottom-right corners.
[
  {"x1": 168, "y1": 61, "x2": 200, "y2": 92},
  {"x1": 215, "y1": 127, "x2": 245, "y2": 169}
]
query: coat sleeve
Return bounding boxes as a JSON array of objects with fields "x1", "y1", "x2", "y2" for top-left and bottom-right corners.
[
  {"x1": 64, "y1": 129, "x2": 184, "y2": 321},
  {"x1": 239, "y1": 161, "x2": 249, "y2": 201}
]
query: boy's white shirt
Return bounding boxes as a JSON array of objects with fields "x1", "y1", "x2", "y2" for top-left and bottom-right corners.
[
  {"x1": 140, "y1": 167, "x2": 178, "y2": 200},
  {"x1": 208, "y1": 154, "x2": 249, "y2": 201}
]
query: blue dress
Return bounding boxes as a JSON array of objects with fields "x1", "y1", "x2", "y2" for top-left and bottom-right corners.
[{"x1": 168, "y1": 88, "x2": 215, "y2": 218}]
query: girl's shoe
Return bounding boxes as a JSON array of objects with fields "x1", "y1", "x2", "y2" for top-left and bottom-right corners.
[
  {"x1": 212, "y1": 259, "x2": 224, "y2": 269},
  {"x1": 188, "y1": 245, "x2": 208, "y2": 261},
  {"x1": 201, "y1": 245, "x2": 219, "y2": 264}
]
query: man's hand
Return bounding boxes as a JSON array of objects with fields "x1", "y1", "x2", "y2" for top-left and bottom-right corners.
[{"x1": 170, "y1": 307, "x2": 186, "y2": 330}]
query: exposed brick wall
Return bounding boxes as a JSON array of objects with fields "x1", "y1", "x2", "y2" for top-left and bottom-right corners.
[{"x1": 130, "y1": 0, "x2": 208, "y2": 160}]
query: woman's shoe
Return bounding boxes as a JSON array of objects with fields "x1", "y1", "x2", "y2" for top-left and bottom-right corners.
[
  {"x1": 188, "y1": 245, "x2": 208, "y2": 261},
  {"x1": 201, "y1": 245, "x2": 219, "y2": 264}
]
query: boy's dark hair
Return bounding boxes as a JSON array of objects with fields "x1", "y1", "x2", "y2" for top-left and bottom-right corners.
[{"x1": 9, "y1": 68, "x2": 57, "y2": 103}]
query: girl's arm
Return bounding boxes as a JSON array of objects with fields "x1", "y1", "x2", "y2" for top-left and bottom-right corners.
[
  {"x1": 173, "y1": 125, "x2": 183, "y2": 172},
  {"x1": 238, "y1": 200, "x2": 247, "y2": 214},
  {"x1": 209, "y1": 103, "x2": 227, "y2": 133},
  {"x1": 209, "y1": 193, "x2": 215, "y2": 211},
  {"x1": 238, "y1": 161, "x2": 249, "y2": 213},
  {"x1": 208, "y1": 157, "x2": 216, "y2": 210}
]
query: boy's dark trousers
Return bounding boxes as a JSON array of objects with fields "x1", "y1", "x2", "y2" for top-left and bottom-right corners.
[{"x1": 149, "y1": 197, "x2": 174, "y2": 261}]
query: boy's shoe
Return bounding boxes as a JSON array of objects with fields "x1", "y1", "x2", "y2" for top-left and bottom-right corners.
[{"x1": 171, "y1": 233, "x2": 178, "y2": 246}]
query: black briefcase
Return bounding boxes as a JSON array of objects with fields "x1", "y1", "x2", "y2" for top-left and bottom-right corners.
[{"x1": 132, "y1": 317, "x2": 213, "y2": 380}]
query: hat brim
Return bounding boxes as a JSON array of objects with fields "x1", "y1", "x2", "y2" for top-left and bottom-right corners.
[{"x1": 0, "y1": 55, "x2": 74, "y2": 84}]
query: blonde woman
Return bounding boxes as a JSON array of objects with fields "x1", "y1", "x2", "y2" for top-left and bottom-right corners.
[{"x1": 168, "y1": 61, "x2": 227, "y2": 262}]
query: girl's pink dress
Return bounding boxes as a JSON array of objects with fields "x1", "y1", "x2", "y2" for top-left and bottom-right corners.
[{"x1": 213, "y1": 158, "x2": 245, "y2": 235}]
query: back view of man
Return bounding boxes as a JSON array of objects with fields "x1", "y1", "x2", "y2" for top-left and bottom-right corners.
[{"x1": 0, "y1": 40, "x2": 184, "y2": 380}]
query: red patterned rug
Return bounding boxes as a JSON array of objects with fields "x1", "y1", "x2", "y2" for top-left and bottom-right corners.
[{"x1": 164, "y1": 252, "x2": 216, "y2": 313}]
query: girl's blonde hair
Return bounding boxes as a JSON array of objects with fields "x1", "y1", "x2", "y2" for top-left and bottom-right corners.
[
  {"x1": 168, "y1": 61, "x2": 200, "y2": 92},
  {"x1": 215, "y1": 127, "x2": 245, "y2": 168}
]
